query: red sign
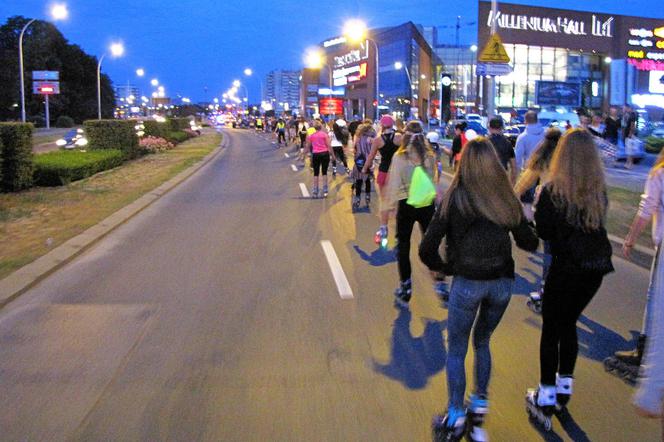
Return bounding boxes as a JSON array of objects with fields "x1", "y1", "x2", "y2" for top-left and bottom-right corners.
[
  {"x1": 319, "y1": 98, "x2": 343, "y2": 115},
  {"x1": 32, "y1": 81, "x2": 60, "y2": 95}
]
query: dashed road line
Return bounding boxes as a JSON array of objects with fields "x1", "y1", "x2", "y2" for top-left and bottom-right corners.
[
  {"x1": 320, "y1": 240, "x2": 354, "y2": 299},
  {"x1": 291, "y1": 164, "x2": 298, "y2": 172},
  {"x1": 299, "y1": 183, "x2": 310, "y2": 198},
  {"x1": 284, "y1": 153, "x2": 290, "y2": 158}
]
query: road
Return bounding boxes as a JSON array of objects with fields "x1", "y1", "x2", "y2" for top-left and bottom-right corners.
[{"x1": 0, "y1": 128, "x2": 660, "y2": 441}]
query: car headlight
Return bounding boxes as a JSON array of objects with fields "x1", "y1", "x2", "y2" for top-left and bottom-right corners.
[
  {"x1": 56, "y1": 139, "x2": 67, "y2": 147},
  {"x1": 75, "y1": 138, "x2": 88, "y2": 147}
]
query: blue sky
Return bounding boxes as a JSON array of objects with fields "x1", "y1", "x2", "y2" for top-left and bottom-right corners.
[{"x1": 1, "y1": 0, "x2": 662, "y2": 102}]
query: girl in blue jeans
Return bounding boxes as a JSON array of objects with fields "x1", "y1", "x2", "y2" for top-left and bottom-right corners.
[{"x1": 419, "y1": 138, "x2": 538, "y2": 441}]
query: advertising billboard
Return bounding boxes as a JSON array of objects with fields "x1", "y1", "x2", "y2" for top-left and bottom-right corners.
[
  {"x1": 535, "y1": 81, "x2": 581, "y2": 107},
  {"x1": 319, "y1": 98, "x2": 343, "y2": 115}
]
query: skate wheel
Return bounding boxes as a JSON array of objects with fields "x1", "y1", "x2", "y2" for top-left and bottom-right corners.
[{"x1": 543, "y1": 418, "x2": 552, "y2": 431}]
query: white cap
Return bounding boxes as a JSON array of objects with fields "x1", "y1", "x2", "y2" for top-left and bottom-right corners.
[
  {"x1": 426, "y1": 131, "x2": 440, "y2": 143},
  {"x1": 335, "y1": 119, "x2": 347, "y2": 127}
]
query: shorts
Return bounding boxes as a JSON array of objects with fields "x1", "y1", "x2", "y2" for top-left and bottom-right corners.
[
  {"x1": 312, "y1": 152, "x2": 330, "y2": 177},
  {"x1": 377, "y1": 171, "x2": 389, "y2": 190}
]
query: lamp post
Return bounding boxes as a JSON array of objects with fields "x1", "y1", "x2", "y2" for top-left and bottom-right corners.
[
  {"x1": 343, "y1": 19, "x2": 380, "y2": 120},
  {"x1": 233, "y1": 80, "x2": 249, "y2": 111},
  {"x1": 19, "y1": 3, "x2": 68, "y2": 123},
  {"x1": 97, "y1": 42, "x2": 124, "y2": 119},
  {"x1": 304, "y1": 49, "x2": 333, "y2": 98},
  {"x1": 394, "y1": 62, "x2": 414, "y2": 119}
]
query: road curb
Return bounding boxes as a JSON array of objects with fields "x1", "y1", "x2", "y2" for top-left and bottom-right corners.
[
  {"x1": 0, "y1": 130, "x2": 229, "y2": 309},
  {"x1": 608, "y1": 233, "x2": 654, "y2": 270}
]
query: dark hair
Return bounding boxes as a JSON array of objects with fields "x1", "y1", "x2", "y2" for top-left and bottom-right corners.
[
  {"x1": 333, "y1": 122, "x2": 349, "y2": 145},
  {"x1": 455, "y1": 122, "x2": 467, "y2": 131},
  {"x1": 524, "y1": 111, "x2": 538, "y2": 124},
  {"x1": 489, "y1": 117, "x2": 504, "y2": 129}
]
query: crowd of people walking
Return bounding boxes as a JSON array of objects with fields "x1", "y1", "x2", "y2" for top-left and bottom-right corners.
[{"x1": 249, "y1": 108, "x2": 663, "y2": 440}]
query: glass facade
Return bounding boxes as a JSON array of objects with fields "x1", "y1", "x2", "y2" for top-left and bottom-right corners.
[{"x1": 496, "y1": 44, "x2": 605, "y2": 109}]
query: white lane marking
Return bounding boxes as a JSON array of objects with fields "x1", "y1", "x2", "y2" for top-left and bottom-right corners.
[
  {"x1": 291, "y1": 164, "x2": 298, "y2": 172},
  {"x1": 299, "y1": 183, "x2": 310, "y2": 198},
  {"x1": 320, "y1": 240, "x2": 354, "y2": 299},
  {"x1": 284, "y1": 153, "x2": 290, "y2": 158}
]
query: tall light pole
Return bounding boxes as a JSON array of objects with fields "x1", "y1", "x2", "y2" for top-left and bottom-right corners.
[
  {"x1": 487, "y1": 0, "x2": 498, "y2": 117},
  {"x1": 394, "y1": 62, "x2": 414, "y2": 118},
  {"x1": 19, "y1": 3, "x2": 68, "y2": 122},
  {"x1": 97, "y1": 42, "x2": 124, "y2": 119},
  {"x1": 304, "y1": 49, "x2": 333, "y2": 98},
  {"x1": 343, "y1": 19, "x2": 380, "y2": 120}
]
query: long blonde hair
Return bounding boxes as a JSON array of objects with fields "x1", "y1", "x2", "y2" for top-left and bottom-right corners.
[
  {"x1": 441, "y1": 137, "x2": 523, "y2": 228},
  {"x1": 548, "y1": 128, "x2": 607, "y2": 230},
  {"x1": 397, "y1": 120, "x2": 433, "y2": 164}
]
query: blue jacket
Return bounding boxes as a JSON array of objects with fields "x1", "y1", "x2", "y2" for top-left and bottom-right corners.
[{"x1": 515, "y1": 123, "x2": 544, "y2": 170}]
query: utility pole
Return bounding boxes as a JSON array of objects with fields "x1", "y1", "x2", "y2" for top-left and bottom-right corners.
[{"x1": 486, "y1": 0, "x2": 498, "y2": 117}]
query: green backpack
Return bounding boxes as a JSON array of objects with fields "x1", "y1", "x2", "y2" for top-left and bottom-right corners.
[{"x1": 407, "y1": 165, "x2": 436, "y2": 208}]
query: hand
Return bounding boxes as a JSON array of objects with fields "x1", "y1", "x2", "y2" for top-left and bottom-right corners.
[
  {"x1": 622, "y1": 241, "x2": 634, "y2": 259},
  {"x1": 362, "y1": 167, "x2": 368, "y2": 175}
]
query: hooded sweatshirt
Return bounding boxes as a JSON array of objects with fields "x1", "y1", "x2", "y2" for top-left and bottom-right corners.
[{"x1": 515, "y1": 123, "x2": 544, "y2": 170}]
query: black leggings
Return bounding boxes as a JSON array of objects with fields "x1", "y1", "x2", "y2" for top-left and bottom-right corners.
[
  {"x1": 540, "y1": 265, "x2": 604, "y2": 385},
  {"x1": 277, "y1": 130, "x2": 286, "y2": 144},
  {"x1": 396, "y1": 199, "x2": 435, "y2": 282},
  {"x1": 312, "y1": 153, "x2": 330, "y2": 177},
  {"x1": 333, "y1": 145, "x2": 347, "y2": 168},
  {"x1": 354, "y1": 178, "x2": 371, "y2": 197}
]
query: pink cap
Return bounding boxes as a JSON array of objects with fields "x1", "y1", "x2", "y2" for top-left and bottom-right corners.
[{"x1": 380, "y1": 115, "x2": 394, "y2": 128}]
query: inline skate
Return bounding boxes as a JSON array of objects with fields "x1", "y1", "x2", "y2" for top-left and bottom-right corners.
[
  {"x1": 526, "y1": 290, "x2": 542, "y2": 314},
  {"x1": 603, "y1": 334, "x2": 646, "y2": 384},
  {"x1": 374, "y1": 226, "x2": 388, "y2": 249},
  {"x1": 555, "y1": 374, "x2": 573, "y2": 414},
  {"x1": 432, "y1": 407, "x2": 467, "y2": 442},
  {"x1": 525, "y1": 385, "x2": 556, "y2": 432},
  {"x1": 311, "y1": 186, "x2": 319, "y2": 199},
  {"x1": 466, "y1": 394, "x2": 489, "y2": 442},
  {"x1": 394, "y1": 279, "x2": 412, "y2": 307},
  {"x1": 322, "y1": 185, "x2": 328, "y2": 198}
]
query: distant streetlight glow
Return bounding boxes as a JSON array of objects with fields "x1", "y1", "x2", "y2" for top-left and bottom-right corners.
[
  {"x1": 244, "y1": 68, "x2": 252, "y2": 76},
  {"x1": 151, "y1": 78, "x2": 159, "y2": 86},
  {"x1": 97, "y1": 41, "x2": 125, "y2": 119},
  {"x1": 157, "y1": 86, "x2": 165, "y2": 92},
  {"x1": 394, "y1": 61, "x2": 403, "y2": 70},
  {"x1": 136, "y1": 68, "x2": 145, "y2": 77},
  {"x1": 470, "y1": 44, "x2": 478, "y2": 52},
  {"x1": 50, "y1": 3, "x2": 69, "y2": 20},
  {"x1": 110, "y1": 42, "x2": 124, "y2": 57},
  {"x1": 305, "y1": 49, "x2": 324, "y2": 69},
  {"x1": 605, "y1": 56, "x2": 612, "y2": 64},
  {"x1": 233, "y1": 80, "x2": 241, "y2": 88}
]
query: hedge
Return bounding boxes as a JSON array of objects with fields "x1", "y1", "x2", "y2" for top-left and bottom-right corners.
[
  {"x1": 55, "y1": 115, "x2": 75, "y2": 128},
  {"x1": 166, "y1": 131, "x2": 189, "y2": 144},
  {"x1": 33, "y1": 149, "x2": 125, "y2": 186},
  {"x1": 84, "y1": 120, "x2": 139, "y2": 158},
  {"x1": 0, "y1": 122, "x2": 34, "y2": 192},
  {"x1": 170, "y1": 118, "x2": 191, "y2": 131},
  {"x1": 645, "y1": 136, "x2": 664, "y2": 154},
  {"x1": 143, "y1": 120, "x2": 171, "y2": 138}
]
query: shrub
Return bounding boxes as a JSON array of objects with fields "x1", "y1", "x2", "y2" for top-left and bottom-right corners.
[
  {"x1": 139, "y1": 136, "x2": 174, "y2": 153},
  {"x1": 0, "y1": 123, "x2": 34, "y2": 192},
  {"x1": 27, "y1": 116, "x2": 45, "y2": 128},
  {"x1": 143, "y1": 120, "x2": 171, "y2": 138},
  {"x1": 170, "y1": 118, "x2": 191, "y2": 131},
  {"x1": 165, "y1": 131, "x2": 189, "y2": 144},
  {"x1": 645, "y1": 136, "x2": 664, "y2": 154},
  {"x1": 33, "y1": 149, "x2": 124, "y2": 186},
  {"x1": 55, "y1": 116, "x2": 75, "y2": 128},
  {"x1": 84, "y1": 120, "x2": 139, "y2": 158},
  {"x1": 183, "y1": 128, "x2": 199, "y2": 138}
]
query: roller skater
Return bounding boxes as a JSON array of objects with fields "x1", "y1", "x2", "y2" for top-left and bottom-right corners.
[
  {"x1": 603, "y1": 334, "x2": 646, "y2": 384},
  {"x1": 306, "y1": 120, "x2": 336, "y2": 202},
  {"x1": 431, "y1": 408, "x2": 466, "y2": 442},
  {"x1": 525, "y1": 385, "x2": 556, "y2": 432},
  {"x1": 466, "y1": 394, "x2": 489, "y2": 442},
  {"x1": 351, "y1": 123, "x2": 375, "y2": 212},
  {"x1": 311, "y1": 186, "x2": 319, "y2": 199},
  {"x1": 322, "y1": 184, "x2": 329, "y2": 199},
  {"x1": 351, "y1": 191, "x2": 361, "y2": 212}
]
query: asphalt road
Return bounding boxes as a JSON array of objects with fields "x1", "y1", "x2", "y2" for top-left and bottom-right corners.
[{"x1": 0, "y1": 128, "x2": 660, "y2": 441}]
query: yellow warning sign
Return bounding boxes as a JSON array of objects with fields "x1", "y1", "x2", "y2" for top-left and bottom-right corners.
[{"x1": 479, "y1": 33, "x2": 511, "y2": 64}]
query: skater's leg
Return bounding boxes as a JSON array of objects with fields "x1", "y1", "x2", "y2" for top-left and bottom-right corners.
[
  {"x1": 540, "y1": 267, "x2": 565, "y2": 386},
  {"x1": 472, "y1": 277, "x2": 512, "y2": 397},
  {"x1": 355, "y1": 179, "x2": 363, "y2": 198},
  {"x1": 557, "y1": 273, "x2": 603, "y2": 376},
  {"x1": 416, "y1": 204, "x2": 436, "y2": 235},
  {"x1": 446, "y1": 277, "x2": 484, "y2": 409},
  {"x1": 320, "y1": 154, "x2": 330, "y2": 193},
  {"x1": 395, "y1": 200, "x2": 417, "y2": 282}
]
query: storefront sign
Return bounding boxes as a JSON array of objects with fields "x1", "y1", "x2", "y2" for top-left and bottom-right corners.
[
  {"x1": 487, "y1": 9, "x2": 614, "y2": 38},
  {"x1": 632, "y1": 93, "x2": 664, "y2": 109},
  {"x1": 319, "y1": 98, "x2": 343, "y2": 115},
  {"x1": 32, "y1": 81, "x2": 60, "y2": 94},
  {"x1": 650, "y1": 71, "x2": 664, "y2": 94},
  {"x1": 323, "y1": 37, "x2": 347, "y2": 48},
  {"x1": 476, "y1": 62, "x2": 513, "y2": 76},
  {"x1": 478, "y1": 34, "x2": 511, "y2": 63},
  {"x1": 333, "y1": 42, "x2": 369, "y2": 69},
  {"x1": 333, "y1": 62, "x2": 368, "y2": 86},
  {"x1": 535, "y1": 81, "x2": 581, "y2": 107},
  {"x1": 626, "y1": 26, "x2": 664, "y2": 70}
]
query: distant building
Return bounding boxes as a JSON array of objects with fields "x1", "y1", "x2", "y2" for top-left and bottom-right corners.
[
  {"x1": 263, "y1": 70, "x2": 300, "y2": 113},
  {"x1": 114, "y1": 84, "x2": 141, "y2": 106}
]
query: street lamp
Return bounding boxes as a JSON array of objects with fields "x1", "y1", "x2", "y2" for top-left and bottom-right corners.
[
  {"x1": 343, "y1": 18, "x2": 380, "y2": 119},
  {"x1": 470, "y1": 44, "x2": 478, "y2": 53},
  {"x1": 19, "y1": 3, "x2": 68, "y2": 122},
  {"x1": 136, "y1": 68, "x2": 145, "y2": 77},
  {"x1": 304, "y1": 48, "x2": 333, "y2": 97},
  {"x1": 150, "y1": 78, "x2": 159, "y2": 86},
  {"x1": 97, "y1": 41, "x2": 124, "y2": 119},
  {"x1": 244, "y1": 68, "x2": 253, "y2": 76}
]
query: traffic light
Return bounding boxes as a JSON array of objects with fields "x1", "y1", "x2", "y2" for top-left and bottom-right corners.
[{"x1": 440, "y1": 73, "x2": 452, "y2": 123}]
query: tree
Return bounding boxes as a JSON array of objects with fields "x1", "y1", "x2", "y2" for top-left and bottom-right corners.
[{"x1": 0, "y1": 16, "x2": 115, "y2": 123}]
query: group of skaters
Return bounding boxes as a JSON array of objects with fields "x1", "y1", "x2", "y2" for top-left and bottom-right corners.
[{"x1": 255, "y1": 108, "x2": 664, "y2": 440}]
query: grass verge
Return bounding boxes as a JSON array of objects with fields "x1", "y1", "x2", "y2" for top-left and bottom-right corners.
[{"x1": 0, "y1": 129, "x2": 221, "y2": 280}]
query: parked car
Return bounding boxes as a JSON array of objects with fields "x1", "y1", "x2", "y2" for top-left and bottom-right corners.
[
  {"x1": 466, "y1": 113, "x2": 485, "y2": 127},
  {"x1": 443, "y1": 119, "x2": 488, "y2": 138},
  {"x1": 537, "y1": 111, "x2": 580, "y2": 129},
  {"x1": 56, "y1": 128, "x2": 88, "y2": 149},
  {"x1": 651, "y1": 123, "x2": 664, "y2": 139}
]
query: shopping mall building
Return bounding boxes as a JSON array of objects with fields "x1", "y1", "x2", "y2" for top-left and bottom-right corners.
[{"x1": 478, "y1": 1, "x2": 664, "y2": 119}]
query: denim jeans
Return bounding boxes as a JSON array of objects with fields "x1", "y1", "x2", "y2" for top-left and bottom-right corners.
[{"x1": 446, "y1": 277, "x2": 513, "y2": 409}]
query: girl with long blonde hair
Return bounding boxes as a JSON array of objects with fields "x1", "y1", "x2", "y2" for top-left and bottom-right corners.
[
  {"x1": 420, "y1": 137, "x2": 538, "y2": 440},
  {"x1": 525, "y1": 129, "x2": 614, "y2": 431},
  {"x1": 385, "y1": 120, "x2": 438, "y2": 304}
]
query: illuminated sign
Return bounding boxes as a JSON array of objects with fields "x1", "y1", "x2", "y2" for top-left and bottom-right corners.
[
  {"x1": 628, "y1": 58, "x2": 664, "y2": 71},
  {"x1": 32, "y1": 81, "x2": 60, "y2": 95},
  {"x1": 319, "y1": 98, "x2": 344, "y2": 115},
  {"x1": 632, "y1": 94, "x2": 664, "y2": 109},
  {"x1": 658, "y1": 41, "x2": 664, "y2": 49},
  {"x1": 629, "y1": 39, "x2": 654, "y2": 47},
  {"x1": 487, "y1": 10, "x2": 614, "y2": 37},
  {"x1": 333, "y1": 41, "x2": 369, "y2": 69},
  {"x1": 650, "y1": 71, "x2": 664, "y2": 94},
  {"x1": 323, "y1": 37, "x2": 347, "y2": 48},
  {"x1": 333, "y1": 62, "x2": 368, "y2": 86},
  {"x1": 631, "y1": 28, "x2": 654, "y2": 38},
  {"x1": 655, "y1": 27, "x2": 664, "y2": 38},
  {"x1": 628, "y1": 50, "x2": 645, "y2": 59}
]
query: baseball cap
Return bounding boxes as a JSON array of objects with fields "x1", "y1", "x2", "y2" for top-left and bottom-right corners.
[{"x1": 335, "y1": 119, "x2": 347, "y2": 127}]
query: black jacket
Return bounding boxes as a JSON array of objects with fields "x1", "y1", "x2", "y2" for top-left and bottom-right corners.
[
  {"x1": 534, "y1": 185, "x2": 614, "y2": 275},
  {"x1": 419, "y1": 201, "x2": 538, "y2": 280}
]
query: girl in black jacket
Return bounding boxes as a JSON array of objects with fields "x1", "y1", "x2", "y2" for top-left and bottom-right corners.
[
  {"x1": 525, "y1": 129, "x2": 614, "y2": 431},
  {"x1": 419, "y1": 138, "x2": 538, "y2": 441}
]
